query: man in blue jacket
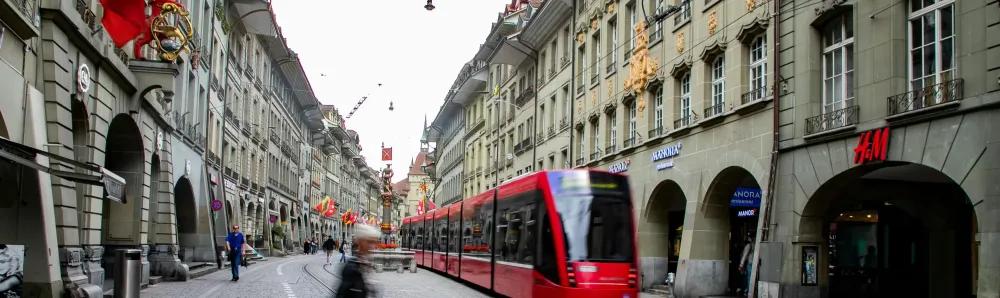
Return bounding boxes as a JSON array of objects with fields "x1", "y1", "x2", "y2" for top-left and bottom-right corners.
[{"x1": 225, "y1": 225, "x2": 246, "y2": 281}]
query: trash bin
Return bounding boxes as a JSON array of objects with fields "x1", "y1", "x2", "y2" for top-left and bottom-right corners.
[{"x1": 114, "y1": 249, "x2": 142, "y2": 298}]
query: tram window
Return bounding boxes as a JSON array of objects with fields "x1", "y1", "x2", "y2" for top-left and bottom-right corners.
[
  {"x1": 439, "y1": 224, "x2": 448, "y2": 252},
  {"x1": 520, "y1": 205, "x2": 537, "y2": 264},
  {"x1": 449, "y1": 216, "x2": 460, "y2": 253},
  {"x1": 496, "y1": 210, "x2": 510, "y2": 261},
  {"x1": 537, "y1": 209, "x2": 560, "y2": 283}
]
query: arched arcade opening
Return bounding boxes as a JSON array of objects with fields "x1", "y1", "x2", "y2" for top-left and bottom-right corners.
[{"x1": 798, "y1": 162, "x2": 976, "y2": 298}]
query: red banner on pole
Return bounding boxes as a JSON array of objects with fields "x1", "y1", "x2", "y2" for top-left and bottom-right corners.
[{"x1": 382, "y1": 147, "x2": 392, "y2": 161}]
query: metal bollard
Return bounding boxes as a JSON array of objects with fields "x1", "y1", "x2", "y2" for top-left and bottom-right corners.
[{"x1": 114, "y1": 249, "x2": 142, "y2": 298}]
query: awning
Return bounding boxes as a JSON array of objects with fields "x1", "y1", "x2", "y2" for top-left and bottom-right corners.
[
  {"x1": 0, "y1": 137, "x2": 126, "y2": 203},
  {"x1": 232, "y1": 0, "x2": 278, "y2": 37}
]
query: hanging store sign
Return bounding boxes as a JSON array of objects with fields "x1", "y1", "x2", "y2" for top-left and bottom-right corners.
[
  {"x1": 736, "y1": 208, "x2": 757, "y2": 217},
  {"x1": 607, "y1": 159, "x2": 631, "y2": 174},
  {"x1": 730, "y1": 187, "x2": 762, "y2": 208},
  {"x1": 101, "y1": 168, "x2": 126, "y2": 203},
  {"x1": 651, "y1": 142, "x2": 682, "y2": 171},
  {"x1": 853, "y1": 127, "x2": 890, "y2": 164}
]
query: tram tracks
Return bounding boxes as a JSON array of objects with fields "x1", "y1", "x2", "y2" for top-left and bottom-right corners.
[{"x1": 302, "y1": 261, "x2": 340, "y2": 295}]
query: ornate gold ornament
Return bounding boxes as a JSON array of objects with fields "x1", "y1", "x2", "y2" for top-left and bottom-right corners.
[
  {"x1": 591, "y1": 90, "x2": 598, "y2": 106},
  {"x1": 149, "y1": 3, "x2": 194, "y2": 62},
  {"x1": 591, "y1": 17, "x2": 601, "y2": 31},
  {"x1": 746, "y1": 0, "x2": 756, "y2": 10},
  {"x1": 607, "y1": 78, "x2": 614, "y2": 99},
  {"x1": 623, "y1": 21, "x2": 659, "y2": 119},
  {"x1": 606, "y1": 0, "x2": 617, "y2": 14},
  {"x1": 676, "y1": 32, "x2": 685, "y2": 54},
  {"x1": 577, "y1": 31, "x2": 587, "y2": 46},
  {"x1": 707, "y1": 11, "x2": 719, "y2": 35}
]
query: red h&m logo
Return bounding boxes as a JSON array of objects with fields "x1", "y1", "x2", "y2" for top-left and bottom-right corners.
[
  {"x1": 381, "y1": 147, "x2": 392, "y2": 161},
  {"x1": 853, "y1": 127, "x2": 890, "y2": 164}
]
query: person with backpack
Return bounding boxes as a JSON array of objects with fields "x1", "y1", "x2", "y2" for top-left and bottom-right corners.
[{"x1": 323, "y1": 236, "x2": 336, "y2": 264}]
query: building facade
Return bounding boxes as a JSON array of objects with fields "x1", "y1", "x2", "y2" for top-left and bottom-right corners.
[
  {"x1": 758, "y1": 0, "x2": 1000, "y2": 297},
  {"x1": 432, "y1": 0, "x2": 777, "y2": 296},
  {"x1": 0, "y1": 0, "x2": 389, "y2": 296}
]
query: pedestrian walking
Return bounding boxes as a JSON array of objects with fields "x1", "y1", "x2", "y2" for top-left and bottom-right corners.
[
  {"x1": 335, "y1": 225, "x2": 379, "y2": 298},
  {"x1": 303, "y1": 239, "x2": 310, "y2": 255},
  {"x1": 323, "y1": 236, "x2": 336, "y2": 264},
  {"x1": 339, "y1": 239, "x2": 348, "y2": 263},
  {"x1": 225, "y1": 225, "x2": 246, "y2": 281}
]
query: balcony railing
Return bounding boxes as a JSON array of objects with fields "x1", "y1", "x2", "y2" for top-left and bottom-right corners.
[
  {"x1": 559, "y1": 118, "x2": 569, "y2": 130},
  {"x1": 805, "y1": 105, "x2": 859, "y2": 135},
  {"x1": 674, "y1": 114, "x2": 696, "y2": 128},
  {"x1": 207, "y1": 151, "x2": 220, "y2": 166},
  {"x1": 590, "y1": 70, "x2": 599, "y2": 85},
  {"x1": 548, "y1": 127, "x2": 556, "y2": 137},
  {"x1": 576, "y1": 76, "x2": 585, "y2": 94},
  {"x1": 648, "y1": 126, "x2": 664, "y2": 138},
  {"x1": 606, "y1": 60, "x2": 616, "y2": 73},
  {"x1": 741, "y1": 85, "x2": 768, "y2": 105},
  {"x1": 704, "y1": 103, "x2": 724, "y2": 119},
  {"x1": 575, "y1": 157, "x2": 585, "y2": 166},
  {"x1": 514, "y1": 87, "x2": 535, "y2": 107},
  {"x1": 623, "y1": 137, "x2": 637, "y2": 148},
  {"x1": 589, "y1": 151, "x2": 602, "y2": 161},
  {"x1": 536, "y1": 133, "x2": 545, "y2": 144},
  {"x1": 548, "y1": 67, "x2": 557, "y2": 81},
  {"x1": 605, "y1": 144, "x2": 618, "y2": 154},
  {"x1": 561, "y1": 56, "x2": 571, "y2": 68},
  {"x1": 649, "y1": 26, "x2": 662, "y2": 42},
  {"x1": 887, "y1": 79, "x2": 963, "y2": 116},
  {"x1": 539, "y1": 71, "x2": 547, "y2": 83}
]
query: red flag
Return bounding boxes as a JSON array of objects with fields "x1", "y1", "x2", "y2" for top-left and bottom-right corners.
[
  {"x1": 100, "y1": 0, "x2": 147, "y2": 47},
  {"x1": 417, "y1": 199, "x2": 424, "y2": 215},
  {"x1": 381, "y1": 147, "x2": 392, "y2": 161}
]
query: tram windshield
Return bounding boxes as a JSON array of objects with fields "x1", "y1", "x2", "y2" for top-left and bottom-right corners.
[{"x1": 548, "y1": 171, "x2": 634, "y2": 262}]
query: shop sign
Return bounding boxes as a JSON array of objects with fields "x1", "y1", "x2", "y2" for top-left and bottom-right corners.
[
  {"x1": 730, "y1": 187, "x2": 761, "y2": 207},
  {"x1": 607, "y1": 159, "x2": 630, "y2": 174},
  {"x1": 736, "y1": 208, "x2": 757, "y2": 217},
  {"x1": 651, "y1": 142, "x2": 683, "y2": 161},
  {"x1": 651, "y1": 142, "x2": 682, "y2": 171},
  {"x1": 853, "y1": 127, "x2": 890, "y2": 164}
]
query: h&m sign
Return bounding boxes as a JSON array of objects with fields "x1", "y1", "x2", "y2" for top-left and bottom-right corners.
[{"x1": 853, "y1": 127, "x2": 890, "y2": 164}]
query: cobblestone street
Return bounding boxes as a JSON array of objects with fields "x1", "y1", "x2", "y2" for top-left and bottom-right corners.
[{"x1": 140, "y1": 254, "x2": 488, "y2": 298}]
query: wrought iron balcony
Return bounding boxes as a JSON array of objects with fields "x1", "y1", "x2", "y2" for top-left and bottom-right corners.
[
  {"x1": 208, "y1": 151, "x2": 220, "y2": 166},
  {"x1": 805, "y1": 105, "x2": 859, "y2": 135},
  {"x1": 674, "y1": 114, "x2": 696, "y2": 129},
  {"x1": 514, "y1": 87, "x2": 535, "y2": 107},
  {"x1": 548, "y1": 127, "x2": 556, "y2": 137},
  {"x1": 548, "y1": 68, "x2": 557, "y2": 81},
  {"x1": 559, "y1": 118, "x2": 569, "y2": 130},
  {"x1": 887, "y1": 79, "x2": 963, "y2": 116},
  {"x1": 575, "y1": 157, "x2": 585, "y2": 166},
  {"x1": 605, "y1": 144, "x2": 618, "y2": 154},
  {"x1": 623, "y1": 137, "x2": 637, "y2": 148},
  {"x1": 539, "y1": 71, "x2": 547, "y2": 83},
  {"x1": 513, "y1": 143, "x2": 523, "y2": 154},
  {"x1": 589, "y1": 151, "x2": 602, "y2": 161},
  {"x1": 606, "y1": 60, "x2": 617, "y2": 73},
  {"x1": 648, "y1": 126, "x2": 664, "y2": 138},
  {"x1": 561, "y1": 56, "x2": 571, "y2": 68},
  {"x1": 536, "y1": 133, "x2": 545, "y2": 144},
  {"x1": 741, "y1": 85, "x2": 768, "y2": 105},
  {"x1": 704, "y1": 103, "x2": 724, "y2": 119}
]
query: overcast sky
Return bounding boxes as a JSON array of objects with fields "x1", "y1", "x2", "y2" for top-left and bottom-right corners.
[{"x1": 270, "y1": 0, "x2": 510, "y2": 181}]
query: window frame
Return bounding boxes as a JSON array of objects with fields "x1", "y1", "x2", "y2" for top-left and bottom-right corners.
[
  {"x1": 710, "y1": 56, "x2": 726, "y2": 114},
  {"x1": 748, "y1": 35, "x2": 767, "y2": 100},
  {"x1": 821, "y1": 13, "x2": 855, "y2": 114},
  {"x1": 907, "y1": 0, "x2": 955, "y2": 95}
]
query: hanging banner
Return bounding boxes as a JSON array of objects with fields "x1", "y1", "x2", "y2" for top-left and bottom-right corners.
[
  {"x1": 381, "y1": 147, "x2": 392, "y2": 161},
  {"x1": 730, "y1": 187, "x2": 762, "y2": 208}
]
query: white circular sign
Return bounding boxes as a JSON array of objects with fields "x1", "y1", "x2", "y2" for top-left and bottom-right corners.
[{"x1": 77, "y1": 64, "x2": 91, "y2": 93}]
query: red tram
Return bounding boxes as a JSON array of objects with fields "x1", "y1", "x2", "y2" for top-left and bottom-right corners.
[{"x1": 400, "y1": 170, "x2": 639, "y2": 298}]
